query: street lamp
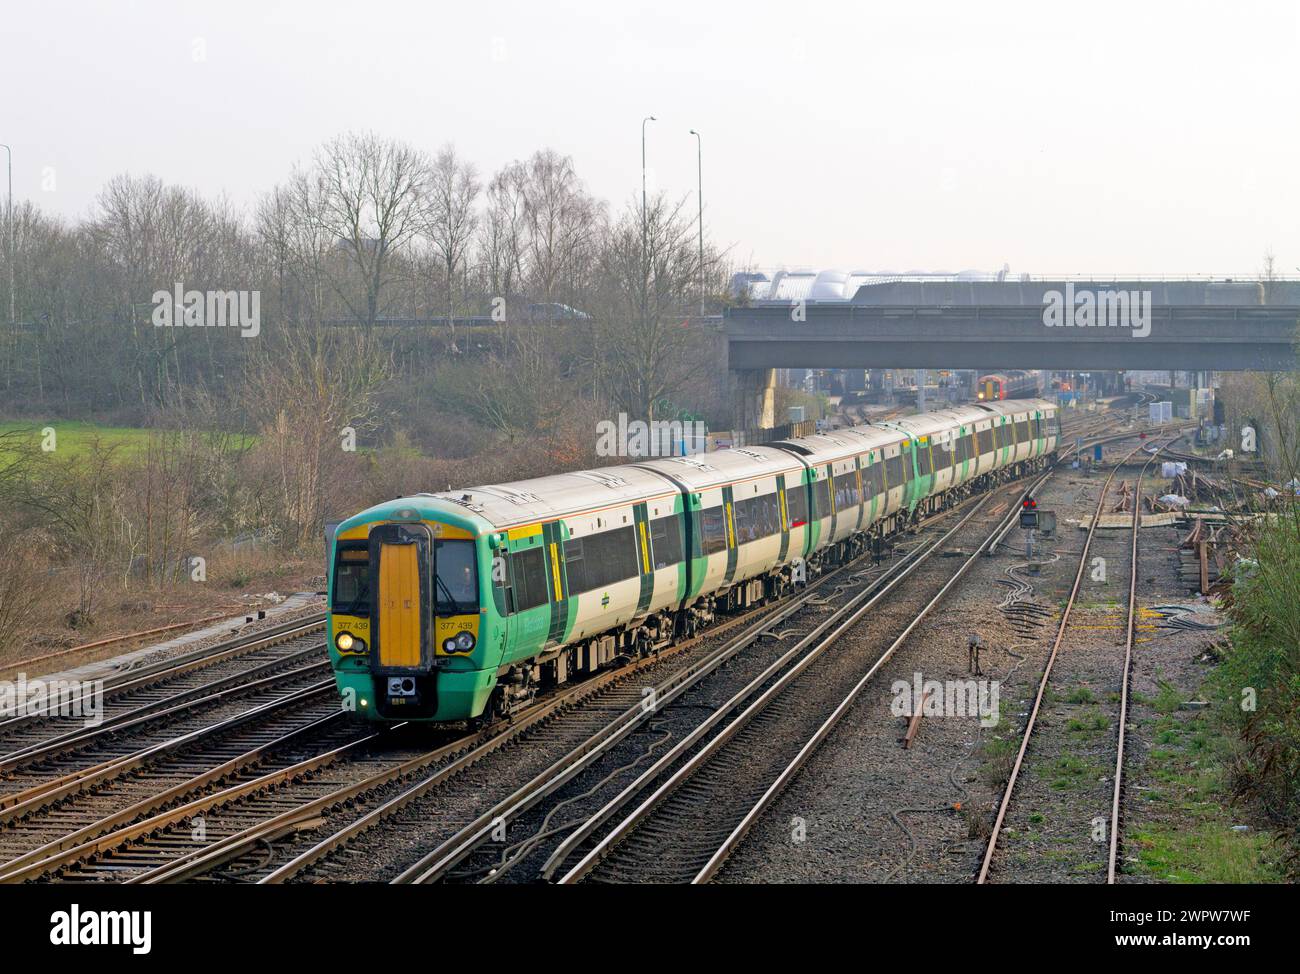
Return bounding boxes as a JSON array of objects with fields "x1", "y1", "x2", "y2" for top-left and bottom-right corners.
[
  {"x1": 689, "y1": 129, "x2": 703, "y2": 317},
  {"x1": 641, "y1": 116, "x2": 656, "y2": 258},
  {"x1": 0, "y1": 144, "x2": 11, "y2": 325}
]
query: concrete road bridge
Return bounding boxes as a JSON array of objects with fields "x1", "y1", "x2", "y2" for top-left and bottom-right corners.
[{"x1": 725, "y1": 279, "x2": 1300, "y2": 427}]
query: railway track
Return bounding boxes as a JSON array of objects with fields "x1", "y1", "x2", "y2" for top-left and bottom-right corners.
[
  {"x1": 0, "y1": 685, "x2": 350, "y2": 876},
  {"x1": 249, "y1": 543, "x2": 939, "y2": 884},
  {"x1": 4, "y1": 413, "x2": 1152, "y2": 885},
  {"x1": 976, "y1": 433, "x2": 1176, "y2": 884},
  {"x1": 0, "y1": 613, "x2": 351, "y2": 880},
  {"x1": 548, "y1": 476, "x2": 1043, "y2": 884},
  {"x1": 1, "y1": 542, "x2": 879, "y2": 883},
  {"x1": 42, "y1": 478, "x2": 1019, "y2": 884},
  {"x1": 531, "y1": 418, "x2": 1153, "y2": 884},
  {"x1": 0, "y1": 645, "x2": 331, "y2": 802},
  {"x1": 0, "y1": 615, "x2": 327, "y2": 762}
]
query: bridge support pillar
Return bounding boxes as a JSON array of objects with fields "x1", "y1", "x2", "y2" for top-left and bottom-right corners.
[{"x1": 731, "y1": 368, "x2": 776, "y2": 430}]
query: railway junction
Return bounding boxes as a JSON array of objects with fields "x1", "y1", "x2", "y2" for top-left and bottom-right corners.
[{"x1": 0, "y1": 396, "x2": 1271, "y2": 887}]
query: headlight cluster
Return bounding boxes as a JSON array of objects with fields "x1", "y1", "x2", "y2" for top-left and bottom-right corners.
[
  {"x1": 335, "y1": 631, "x2": 366, "y2": 653},
  {"x1": 442, "y1": 630, "x2": 475, "y2": 654}
]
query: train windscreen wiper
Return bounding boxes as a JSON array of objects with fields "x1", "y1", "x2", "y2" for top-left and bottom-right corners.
[{"x1": 435, "y1": 574, "x2": 469, "y2": 615}]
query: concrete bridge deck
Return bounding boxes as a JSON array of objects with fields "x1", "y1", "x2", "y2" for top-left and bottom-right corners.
[{"x1": 726, "y1": 280, "x2": 1300, "y2": 373}]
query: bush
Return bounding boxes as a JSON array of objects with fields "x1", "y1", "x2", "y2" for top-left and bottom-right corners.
[
  {"x1": 0, "y1": 531, "x2": 41, "y2": 654},
  {"x1": 1211, "y1": 507, "x2": 1300, "y2": 872}
]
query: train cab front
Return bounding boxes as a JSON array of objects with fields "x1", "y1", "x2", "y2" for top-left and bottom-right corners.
[{"x1": 329, "y1": 511, "x2": 495, "y2": 723}]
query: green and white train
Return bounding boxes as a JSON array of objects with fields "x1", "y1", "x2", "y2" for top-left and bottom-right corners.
[{"x1": 327, "y1": 398, "x2": 1060, "y2": 723}]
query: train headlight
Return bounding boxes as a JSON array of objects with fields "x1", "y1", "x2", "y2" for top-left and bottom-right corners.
[
  {"x1": 337, "y1": 632, "x2": 366, "y2": 653},
  {"x1": 442, "y1": 631, "x2": 476, "y2": 653}
]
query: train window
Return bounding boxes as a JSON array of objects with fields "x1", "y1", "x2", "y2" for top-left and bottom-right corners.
[
  {"x1": 1016, "y1": 419, "x2": 1030, "y2": 443},
  {"x1": 492, "y1": 550, "x2": 514, "y2": 614},
  {"x1": 785, "y1": 483, "x2": 808, "y2": 527},
  {"x1": 734, "y1": 494, "x2": 779, "y2": 543},
  {"x1": 917, "y1": 444, "x2": 933, "y2": 476},
  {"x1": 933, "y1": 437, "x2": 954, "y2": 467},
  {"x1": 331, "y1": 543, "x2": 370, "y2": 615},
  {"x1": 563, "y1": 538, "x2": 587, "y2": 593},
  {"x1": 732, "y1": 498, "x2": 754, "y2": 544},
  {"x1": 700, "y1": 507, "x2": 728, "y2": 555},
  {"x1": 565, "y1": 527, "x2": 639, "y2": 593},
  {"x1": 435, "y1": 540, "x2": 478, "y2": 614},
  {"x1": 976, "y1": 428, "x2": 994, "y2": 455},
  {"x1": 885, "y1": 453, "x2": 904, "y2": 487},
  {"x1": 837, "y1": 472, "x2": 861, "y2": 509},
  {"x1": 511, "y1": 547, "x2": 549, "y2": 612},
  {"x1": 732, "y1": 499, "x2": 755, "y2": 544},
  {"x1": 863, "y1": 461, "x2": 884, "y2": 497},
  {"x1": 649, "y1": 515, "x2": 683, "y2": 568},
  {"x1": 813, "y1": 478, "x2": 832, "y2": 518}
]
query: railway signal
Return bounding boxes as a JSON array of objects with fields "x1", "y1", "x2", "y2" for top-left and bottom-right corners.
[{"x1": 1019, "y1": 497, "x2": 1039, "y2": 529}]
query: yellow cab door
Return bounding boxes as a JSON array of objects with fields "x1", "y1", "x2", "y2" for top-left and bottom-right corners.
[{"x1": 368, "y1": 523, "x2": 433, "y2": 672}]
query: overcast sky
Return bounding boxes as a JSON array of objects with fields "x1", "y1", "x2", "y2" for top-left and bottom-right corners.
[{"x1": 5, "y1": 0, "x2": 1298, "y2": 275}]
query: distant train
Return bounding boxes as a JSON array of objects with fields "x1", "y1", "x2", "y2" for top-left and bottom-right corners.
[
  {"x1": 978, "y1": 371, "x2": 1040, "y2": 401},
  {"x1": 327, "y1": 399, "x2": 1061, "y2": 724}
]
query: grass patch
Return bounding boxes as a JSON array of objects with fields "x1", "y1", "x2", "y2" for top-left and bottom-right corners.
[
  {"x1": 0, "y1": 420, "x2": 155, "y2": 457},
  {"x1": 1131, "y1": 823, "x2": 1284, "y2": 883},
  {"x1": 979, "y1": 734, "x2": 1021, "y2": 787},
  {"x1": 1128, "y1": 704, "x2": 1284, "y2": 882},
  {"x1": 0, "y1": 421, "x2": 255, "y2": 459},
  {"x1": 1041, "y1": 754, "x2": 1101, "y2": 791},
  {"x1": 1152, "y1": 680, "x2": 1183, "y2": 715},
  {"x1": 1067, "y1": 709, "x2": 1109, "y2": 734}
]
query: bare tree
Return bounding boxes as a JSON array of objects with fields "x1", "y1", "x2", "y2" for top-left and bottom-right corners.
[
  {"x1": 257, "y1": 172, "x2": 336, "y2": 325},
  {"x1": 425, "y1": 144, "x2": 481, "y2": 350},
  {"x1": 588, "y1": 193, "x2": 719, "y2": 421},
  {"x1": 477, "y1": 161, "x2": 528, "y2": 305},
  {"x1": 245, "y1": 320, "x2": 389, "y2": 548},
  {"x1": 312, "y1": 132, "x2": 430, "y2": 327},
  {"x1": 519, "y1": 149, "x2": 601, "y2": 311}
]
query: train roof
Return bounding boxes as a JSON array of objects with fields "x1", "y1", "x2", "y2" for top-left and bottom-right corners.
[
  {"x1": 878, "y1": 407, "x2": 978, "y2": 439},
  {"x1": 979, "y1": 397, "x2": 1056, "y2": 418},
  {"x1": 632, "y1": 445, "x2": 803, "y2": 491},
  {"x1": 347, "y1": 398, "x2": 1062, "y2": 535},
  {"x1": 423, "y1": 462, "x2": 681, "y2": 530},
  {"x1": 417, "y1": 445, "x2": 811, "y2": 529},
  {"x1": 767, "y1": 424, "x2": 904, "y2": 465}
]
